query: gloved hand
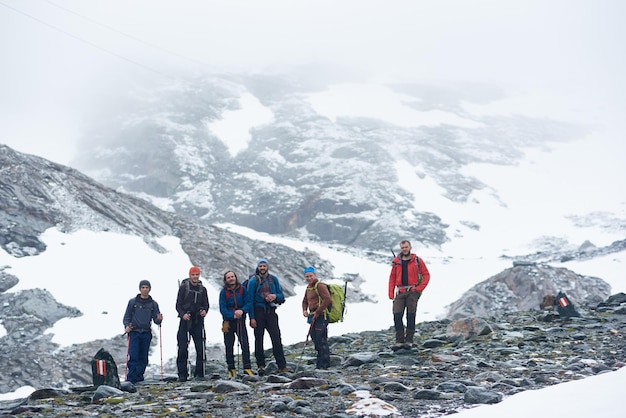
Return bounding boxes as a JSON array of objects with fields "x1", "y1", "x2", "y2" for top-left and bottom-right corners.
[{"x1": 221, "y1": 320, "x2": 230, "y2": 334}]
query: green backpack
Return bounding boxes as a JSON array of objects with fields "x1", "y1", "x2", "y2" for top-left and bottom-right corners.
[{"x1": 314, "y1": 281, "x2": 347, "y2": 323}]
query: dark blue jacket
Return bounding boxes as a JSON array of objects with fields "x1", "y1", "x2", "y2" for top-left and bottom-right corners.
[
  {"x1": 219, "y1": 284, "x2": 251, "y2": 320},
  {"x1": 123, "y1": 295, "x2": 162, "y2": 332},
  {"x1": 245, "y1": 274, "x2": 285, "y2": 320}
]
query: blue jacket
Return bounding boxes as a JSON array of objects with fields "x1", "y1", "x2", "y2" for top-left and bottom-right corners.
[
  {"x1": 123, "y1": 295, "x2": 162, "y2": 332},
  {"x1": 245, "y1": 274, "x2": 285, "y2": 320},
  {"x1": 219, "y1": 284, "x2": 251, "y2": 320}
]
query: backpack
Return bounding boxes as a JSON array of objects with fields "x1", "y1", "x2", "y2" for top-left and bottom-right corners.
[
  {"x1": 415, "y1": 256, "x2": 424, "y2": 287},
  {"x1": 314, "y1": 281, "x2": 347, "y2": 323},
  {"x1": 245, "y1": 274, "x2": 282, "y2": 305},
  {"x1": 91, "y1": 348, "x2": 121, "y2": 389},
  {"x1": 242, "y1": 276, "x2": 253, "y2": 292},
  {"x1": 179, "y1": 278, "x2": 204, "y2": 302},
  {"x1": 555, "y1": 291, "x2": 581, "y2": 318},
  {"x1": 225, "y1": 284, "x2": 245, "y2": 308}
]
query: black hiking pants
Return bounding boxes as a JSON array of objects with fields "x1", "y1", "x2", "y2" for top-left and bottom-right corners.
[
  {"x1": 176, "y1": 317, "x2": 205, "y2": 378},
  {"x1": 252, "y1": 306, "x2": 286, "y2": 369},
  {"x1": 224, "y1": 318, "x2": 251, "y2": 370},
  {"x1": 311, "y1": 315, "x2": 330, "y2": 369}
]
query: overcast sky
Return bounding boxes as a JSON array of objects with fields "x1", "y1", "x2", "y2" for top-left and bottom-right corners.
[{"x1": 1, "y1": 0, "x2": 625, "y2": 164}]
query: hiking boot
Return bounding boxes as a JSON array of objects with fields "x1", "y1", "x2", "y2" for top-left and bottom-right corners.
[
  {"x1": 177, "y1": 376, "x2": 188, "y2": 382},
  {"x1": 391, "y1": 342, "x2": 404, "y2": 351},
  {"x1": 257, "y1": 367, "x2": 266, "y2": 376},
  {"x1": 278, "y1": 367, "x2": 290, "y2": 374},
  {"x1": 394, "y1": 327, "x2": 405, "y2": 345},
  {"x1": 243, "y1": 369, "x2": 254, "y2": 376},
  {"x1": 227, "y1": 369, "x2": 237, "y2": 378},
  {"x1": 403, "y1": 343, "x2": 414, "y2": 349}
]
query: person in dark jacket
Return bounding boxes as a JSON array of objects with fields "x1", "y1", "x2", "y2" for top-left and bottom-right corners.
[
  {"x1": 245, "y1": 259, "x2": 288, "y2": 375},
  {"x1": 123, "y1": 280, "x2": 163, "y2": 384},
  {"x1": 301, "y1": 266, "x2": 332, "y2": 369},
  {"x1": 388, "y1": 240, "x2": 431, "y2": 349},
  {"x1": 175, "y1": 266, "x2": 210, "y2": 381},
  {"x1": 219, "y1": 270, "x2": 253, "y2": 378}
]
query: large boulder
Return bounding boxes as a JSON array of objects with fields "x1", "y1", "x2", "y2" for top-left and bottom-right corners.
[{"x1": 445, "y1": 263, "x2": 611, "y2": 319}]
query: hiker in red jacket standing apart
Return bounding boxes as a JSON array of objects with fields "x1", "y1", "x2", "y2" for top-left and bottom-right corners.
[{"x1": 388, "y1": 240, "x2": 431, "y2": 350}]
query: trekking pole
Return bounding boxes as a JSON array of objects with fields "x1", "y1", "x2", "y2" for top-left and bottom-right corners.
[
  {"x1": 202, "y1": 322, "x2": 207, "y2": 378},
  {"x1": 187, "y1": 320, "x2": 192, "y2": 378},
  {"x1": 295, "y1": 321, "x2": 315, "y2": 373},
  {"x1": 159, "y1": 324, "x2": 164, "y2": 381},
  {"x1": 342, "y1": 280, "x2": 348, "y2": 319},
  {"x1": 236, "y1": 319, "x2": 242, "y2": 373},
  {"x1": 125, "y1": 333, "x2": 131, "y2": 381}
]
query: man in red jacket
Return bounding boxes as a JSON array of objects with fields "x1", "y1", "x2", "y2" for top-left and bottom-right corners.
[{"x1": 388, "y1": 240, "x2": 431, "y2": 349}]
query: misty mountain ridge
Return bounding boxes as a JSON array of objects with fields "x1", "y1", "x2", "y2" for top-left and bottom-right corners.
[{"x1": 71, "y1": 74, "x2": 598, "y2": 252}]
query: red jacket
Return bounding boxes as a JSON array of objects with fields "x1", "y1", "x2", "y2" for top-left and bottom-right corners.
[{"x1": 388, "y1": 254, "x2": 430, "y2": 299}]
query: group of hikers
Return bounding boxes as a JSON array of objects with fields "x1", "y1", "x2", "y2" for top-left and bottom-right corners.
[{"x1": 122, "y1": 240, "x2": 431, "y2": 384}]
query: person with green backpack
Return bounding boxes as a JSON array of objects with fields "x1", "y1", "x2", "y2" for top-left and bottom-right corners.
[{"x1": 301, "y1": 266, "x2": 332, "y2": 369}]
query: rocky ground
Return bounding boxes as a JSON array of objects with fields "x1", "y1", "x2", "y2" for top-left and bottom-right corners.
[{"x1": 1, "y1": 293, "x2": 625, "y2": 417}]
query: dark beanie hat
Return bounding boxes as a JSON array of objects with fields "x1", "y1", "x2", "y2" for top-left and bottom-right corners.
[
  {"x1": 257, "y1": 259, "x2": 269, "y2": 266},
  {"x1": 139, "y1": 280, "x2": 151, "y2": 289}
]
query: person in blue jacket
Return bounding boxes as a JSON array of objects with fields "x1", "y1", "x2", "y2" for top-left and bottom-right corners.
[
  {"x1": 219, "y1": 270, "x2": 254, "y2": 378},
  {"x1": 122, "y1": 280, "x2": 163, "y2": 384},
  {"x1": 245, "y1": 259, "x2": 288, "y2": 375}
]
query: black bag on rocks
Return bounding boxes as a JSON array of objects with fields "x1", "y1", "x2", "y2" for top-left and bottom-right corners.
[
  {"x1": 91, "y1": 348, "x2": 121, "y2": 389},
  {"x1": 555, "y1": 291, "x2": 581, "y2": 318}
]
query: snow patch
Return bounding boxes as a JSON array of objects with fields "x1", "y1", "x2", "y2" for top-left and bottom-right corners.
[{"x1": 207, "y1": 92, "x2": 274, "y2": 156}]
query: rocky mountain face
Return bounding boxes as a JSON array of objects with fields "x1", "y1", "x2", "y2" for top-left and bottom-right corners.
[
  {"x1": 71, "y1": 74, "x2": 588, "y2": 252},
  {"x1": 446, "y1": 263, "x2": 612, "y2": 319},
  {"x1": 0, "y1": 144, "x2": 335, "y2": 295},
  {"x1": 1, "y1": 293, "x2": 625, "y2": 417}
]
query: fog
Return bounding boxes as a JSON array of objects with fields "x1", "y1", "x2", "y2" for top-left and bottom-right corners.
[{"x1": 1, "y1": 0, "x2": 625, "y2": 165}]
